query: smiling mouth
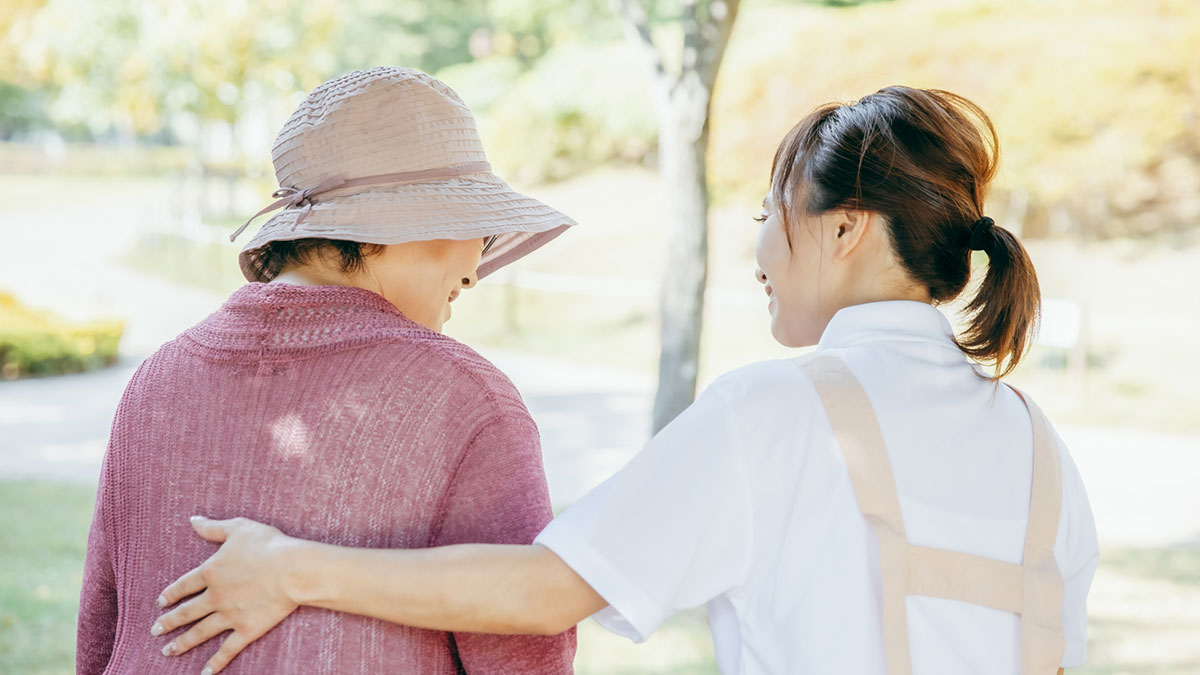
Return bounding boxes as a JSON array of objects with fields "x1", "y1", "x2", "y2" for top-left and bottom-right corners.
[{"x1": 448, "y1": 289, "x2": 460, "y2": 303}]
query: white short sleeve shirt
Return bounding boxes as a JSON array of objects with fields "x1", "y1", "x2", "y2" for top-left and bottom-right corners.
[{"x1": 535, "y1": 301, "x2": 1099, "y2": 674}]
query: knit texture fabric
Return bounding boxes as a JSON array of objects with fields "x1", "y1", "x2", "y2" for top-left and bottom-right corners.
[{"x1": 77, "y1": 282, "x2": 575, "y2": 674}]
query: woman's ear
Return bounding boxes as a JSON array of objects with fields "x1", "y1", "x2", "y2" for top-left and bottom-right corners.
[{"x1": 828, "y1": 209, "x2": 873, "y2": 261}]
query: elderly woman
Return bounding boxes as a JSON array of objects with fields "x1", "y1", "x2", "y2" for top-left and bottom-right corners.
[{"x1": 76, "y1": 67, "x2": 577, "y2": 674}]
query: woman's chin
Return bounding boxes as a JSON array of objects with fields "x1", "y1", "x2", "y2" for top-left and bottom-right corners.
[
  {"x1": 770, "y1": 318, "x2": 815, "y2": 349},
  {"x1": 769, "y1": 319, "x2": 793, "y2": 347}
]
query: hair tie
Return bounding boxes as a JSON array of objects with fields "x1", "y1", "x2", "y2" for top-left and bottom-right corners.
[{"x1": 968, "y1": 216, "x2": 995, "y2": 251}]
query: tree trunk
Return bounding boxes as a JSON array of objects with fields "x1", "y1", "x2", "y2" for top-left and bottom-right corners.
[
  {"x1": 651, "y1": 78, "x2": 712, "y2": 433},
  {"x1": 608, "y1": 0, "x2": 739, "y2": 433}
]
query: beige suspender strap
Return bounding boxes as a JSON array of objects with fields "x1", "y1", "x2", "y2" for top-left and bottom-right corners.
[
  {"x1": 906, "y1": 545, "x2": 1024, "y2": 614},
  {"x1": 801, "y1": 353, "x2": 915, "y2": 674},
  {"x1": 1012, "y1": 389, "x2": 1068, "y2": 674},
  {"x1": 799, "y1": 353, "x2": 1067, "y2": 674}
]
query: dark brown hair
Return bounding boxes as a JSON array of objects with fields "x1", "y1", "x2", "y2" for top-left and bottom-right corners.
[
  {"x1": 770, "y1": 86, "x2": 1040, "y2": 378},
  {"x1": 250, "y1": 239, "x2": 385, "y2": 283}
]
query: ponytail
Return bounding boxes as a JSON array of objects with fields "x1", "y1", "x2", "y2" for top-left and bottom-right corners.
[{"x1": 957, "y1": 220, "x2": 1041, "y2": 378}]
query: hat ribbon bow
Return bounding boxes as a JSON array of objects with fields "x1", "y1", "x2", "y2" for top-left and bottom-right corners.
[{"x1": 229, "y1": 161, "x2": 492, "y2": 243}]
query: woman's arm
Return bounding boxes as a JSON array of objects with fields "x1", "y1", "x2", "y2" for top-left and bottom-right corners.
[
  {"x1": 152, "y1": 516, "x2": 605, "y2": 674},
  {"x1": 298, "y1": 541, "x2": 600, "y2": 634},
  {"x1": 77, "y1": 460, "x2": 119, "y2": 675}
]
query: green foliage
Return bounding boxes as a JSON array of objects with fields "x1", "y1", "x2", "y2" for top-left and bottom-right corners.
[
  {"x1": 2, "y1": 0, "x2": 1196, "y2": 238},
  {"x1": 0, "y1": 293, "x2": 123, "y2": 379},
  {"x1": 451, "y1": 45, "x2": 658, "y2": 184},
  {"x1": 336, "y1": 0, "x2": 490, "y2": 75},
  {"x1": 486, "y1": 0, "x2": 618, "y2": 63},
  {"x1": 0, "y1": 0, "x2": 618, "y2": 140},
  {"x1": 795, "y1": 0, "x2": 893, "y2": 7},
  {"x1": 0, "y1": 81, "x2": 47, "y2": 138},
  {"x1": 708, "y1": 0, "x2": 1200, "y2": 237},
  {"x1": 0, "y1": 141, "x2": 190, "y2": 175},
  {"x1": 436, "y1": 57, "x2": 526, "y2": 112}
]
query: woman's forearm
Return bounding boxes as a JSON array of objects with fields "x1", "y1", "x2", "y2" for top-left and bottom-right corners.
[
  {"x1": 153, "y1": 519, "x2": 606, "y2": 673},
  {"x1": 283, "y1": 541, "x2": 604, "y2": 635}
]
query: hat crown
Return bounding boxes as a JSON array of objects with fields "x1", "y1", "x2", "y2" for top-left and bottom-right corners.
[{"x1": 270, "y1": 67, "x2": 486, "y2": 189}]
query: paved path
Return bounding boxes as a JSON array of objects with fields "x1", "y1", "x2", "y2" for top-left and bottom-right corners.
[
  {"x1": 2, "y1": 337, "x2": 1199, "y2": 546},
  {"x1": 0, "y1": 338, "x2": 654, "y2": 507}
]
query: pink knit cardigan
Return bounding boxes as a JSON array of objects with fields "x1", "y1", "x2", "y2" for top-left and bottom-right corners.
[{"x1": 77, "y1": 282, "x2": 576, "y2": 674}]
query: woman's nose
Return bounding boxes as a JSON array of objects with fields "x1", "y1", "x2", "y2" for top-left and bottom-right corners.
[
  {"x1": 461, "y1": 273, "x2": 478, "y2": 289},
  {"x1": 755, "y1": 267, "x2": 768, "y2": 284}
]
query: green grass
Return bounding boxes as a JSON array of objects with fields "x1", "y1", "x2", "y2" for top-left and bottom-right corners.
[
  {"x1": 119, "y1": 231, "x2": 247, "y2": 295},
  {"x1": 1101, "y1": 548, "x2": 1200, "y2": 587},
  {"x1": 4, "y1": 480, "x2": 1199, "y2": 674},
  {"x1": 0, "y1": 175, "x2": 177, "y2": 215},
  {"x1": 0, "y1": 481, "x2": 96, "y2": 675}
]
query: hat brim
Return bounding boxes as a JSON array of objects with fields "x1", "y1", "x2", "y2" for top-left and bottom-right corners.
[{"x1": 238, "y1": 174, "x2": 576, "y2": 283}]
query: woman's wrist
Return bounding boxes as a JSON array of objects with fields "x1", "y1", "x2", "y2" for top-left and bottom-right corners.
[{"x1": 275, "y1": 535, "x2": 328, "y2": 607}]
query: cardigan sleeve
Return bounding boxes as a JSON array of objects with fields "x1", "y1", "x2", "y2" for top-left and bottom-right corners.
[
  {"x1": 77, "y1": 446, "x2": 120, "y2": 674},
  {"x1": 430, "y1": 406, "x2": 576, "y2": 674}
]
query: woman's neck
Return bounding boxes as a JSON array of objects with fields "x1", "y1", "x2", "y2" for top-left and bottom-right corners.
[
  {"x1": 269, "y1": 266, "x2": 355, "y2": 288},
  {"x1": 268, "y1": 264, "x2": 445, "y2": 333}
]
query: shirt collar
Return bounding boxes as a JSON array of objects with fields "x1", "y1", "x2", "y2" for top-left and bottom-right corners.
[{"x1": 817, "y1": 300, "x2": 959, "y2": 351}]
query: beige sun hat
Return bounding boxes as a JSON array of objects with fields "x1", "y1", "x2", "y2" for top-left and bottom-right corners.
[{"x1": 231, "y1": 66, "x2": 576, "y2": 283}]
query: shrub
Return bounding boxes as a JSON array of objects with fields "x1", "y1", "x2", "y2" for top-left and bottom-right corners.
[{"x1": 0, "y1": 293, "x2": 123, "y2": 380}]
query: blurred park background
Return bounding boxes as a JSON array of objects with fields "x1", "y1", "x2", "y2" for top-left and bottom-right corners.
[{"x1": 2, "y1": 0, "x2": 1199, "y2": 672}]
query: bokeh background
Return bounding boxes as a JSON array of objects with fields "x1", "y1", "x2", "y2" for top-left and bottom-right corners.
[{"x1": 2, "y1": 0, "x2": 1199, "y2": 672}]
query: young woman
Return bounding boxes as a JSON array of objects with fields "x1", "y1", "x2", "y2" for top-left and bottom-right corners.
[{"x1": 151, "y1": 86, "x2": 1099, "y2": 675}]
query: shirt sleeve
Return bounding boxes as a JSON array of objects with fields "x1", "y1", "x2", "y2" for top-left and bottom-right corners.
[
  {"x1": 430, "y1": 405, "x2": 576, "y2": 675},
  {"x1": 1057, "y1": 446, "x2": 1100, "y2": 668},
  {"x1": 77, "y1": 448, "x2": 119, "y2": 675},
  {"x1": 534, "y1": 380, "x2": 754, "y2": 643}
]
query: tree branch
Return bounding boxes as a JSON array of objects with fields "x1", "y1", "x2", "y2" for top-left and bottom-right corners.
[
  {"x1": 681, "y1": 0, "x2": 702, "y2": 73},
  {"x1": 696, "y1": 0, "x2": 740, "y2": 89},
  {"x1": 610, "y1": 0, "x2": 675, "y2": 90}
]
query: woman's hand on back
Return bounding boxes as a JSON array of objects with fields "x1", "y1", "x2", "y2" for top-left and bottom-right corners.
[
  {"x1": 152, "y1": 516, "x2": 301, "y2": 674},
  {"x1": 152, "y1": 514, "x2": 606, "y2": 673}
]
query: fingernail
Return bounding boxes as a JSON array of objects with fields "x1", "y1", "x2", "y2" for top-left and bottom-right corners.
[
  {"x1": 162, "y1": 642, "x2": 176, "y2": 656},
  {"x1": 150, "y1": 622, "x2": 164, "y2": 636},
  {"x1": 156, "y1": 595, "x2": 167, "y2": 608},
  {"x1": 190, "y1": 515, "x2": 204, "y2": 522},
  {"x1": 201, "y1": 668, "x2": 213, "y2": 675}
]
